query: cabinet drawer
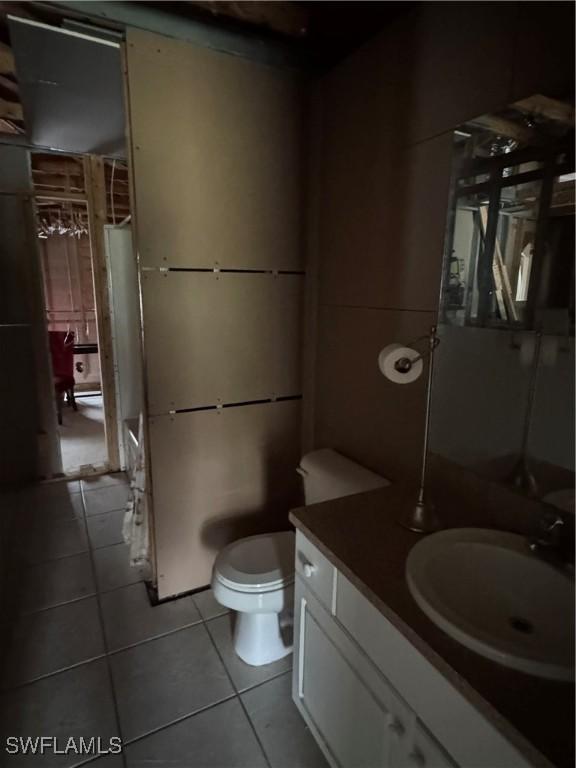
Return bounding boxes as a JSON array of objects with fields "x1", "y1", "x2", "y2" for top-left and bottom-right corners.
[{"x1": 295, "y1": 531, "x2": 335, "y2": 612}]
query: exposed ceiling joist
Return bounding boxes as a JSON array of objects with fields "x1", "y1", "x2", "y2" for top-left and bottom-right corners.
[
  {"x1": 470, "y1": 114, "x2": 537, "y2": 145},
  {"x1": 0, "y1": 73, "x2": 18, "y2": 96},
  {"x1": 0, "y1": 41, "x2": 15, "y2": 74},
  {"x1": 0, "y1": 116, "x2": 22, "y2": 133},
  {"x1": 189, "y1": 1, "x2": 309, "y2": 38},
  {"x1": 513, "y1": 94, "x2": 575, "y2": 127},
  {"x1": 0, "y1": 94, "x2": 22, "y2": 120}
]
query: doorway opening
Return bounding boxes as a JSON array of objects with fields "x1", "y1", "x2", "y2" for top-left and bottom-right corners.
[{"x1": 32, "y1": 151, "x2": 130, "y2": 476}]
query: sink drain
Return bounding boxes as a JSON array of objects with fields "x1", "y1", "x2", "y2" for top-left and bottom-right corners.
[{"x1": 509, "y1": 616, "x2": 534, "y2": 634}]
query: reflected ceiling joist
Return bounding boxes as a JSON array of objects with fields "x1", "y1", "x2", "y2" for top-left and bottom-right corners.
[
  {"x1": 513, "y1": 95, "x2": 575, "y2": 127},
  {"x1": 8, "y1": 15, "x2": 126, "y2": 156}
]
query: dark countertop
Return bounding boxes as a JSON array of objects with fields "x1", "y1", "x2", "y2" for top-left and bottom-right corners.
[{"x1": 289, "y1": 484, "x2": 574, "y2": 768}]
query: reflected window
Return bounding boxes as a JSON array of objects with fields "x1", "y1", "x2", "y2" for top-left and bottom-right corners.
[{"x1": 441, "y1": 103, "x2": 574, "y2": 332}]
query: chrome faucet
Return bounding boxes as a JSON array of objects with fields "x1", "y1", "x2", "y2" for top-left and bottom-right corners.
[{"x1": 529, "y1": 511, "x2": 565, "y2": 558}]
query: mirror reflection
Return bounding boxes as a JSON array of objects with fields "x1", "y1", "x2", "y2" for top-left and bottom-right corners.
[{"x1": 431, "y1": 95, "x2": 575, "y2": 514}]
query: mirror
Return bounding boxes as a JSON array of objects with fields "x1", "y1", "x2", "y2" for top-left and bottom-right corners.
[{"x1": 431, "y1": 95, "x2": 575, "y2": 515}]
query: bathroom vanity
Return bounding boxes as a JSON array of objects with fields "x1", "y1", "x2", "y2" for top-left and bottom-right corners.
[{"x1": 290, "y1": 485, "x2": 574, "y2": 768}]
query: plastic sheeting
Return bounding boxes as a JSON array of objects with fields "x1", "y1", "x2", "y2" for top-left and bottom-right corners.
[{"x1": 123, "y1": 414, "x2": 150, "y2": 569}]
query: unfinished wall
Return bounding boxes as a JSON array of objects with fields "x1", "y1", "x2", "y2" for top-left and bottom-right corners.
[
  {"x1": 105, "y1": 225, "x2": 143, "y2": 469},
  {"x1": 310, "y1": 1, "x2": 575, "y2": 483},
  {"x1": 126, "y1": 29, "x2": 304, "y2": 598},
  {"x1": 40, "y1": 233, "x2": 101, "y2": 389}
]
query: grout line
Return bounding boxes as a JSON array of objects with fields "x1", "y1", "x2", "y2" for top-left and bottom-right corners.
[
  {"x1": 95, "y1": 578, "x2": 147, "y2": 597},
  {"x1": 120, "y1": 692, "x2": 239, "y2": 748},
  {"x1": 17, "y1": 590, "x2": 98, "y2": 618},
  {"x1": 5, "y1": 545, "x2": 91, "y2": 575},
  {"x1": 85, "y1": 507, "x2": 127, "y2": 520},
  {"x1": 81, "y1": 486, "x2": 127, "y2": 760},
  {"x1": 84, "y1": 506, "x2": 129, "y2": 518},
  {"x1": 0, "y1": 652, "x2": 108, "y2": 693},
  {"x1": 106, "y1": 619, "x2": 205, "y2": 657},
  {"x1": 237, "y1": 693, "x2": 273, "y2": 768},
  {"x1": 89, "y1": 539, "x2": 126, "y2": 552},
  {"x1": 203, "y1": 617, "x2": 273, "y2": 768},
  {"x1": 237, "y1": 667, "x2": 293, "y2": 697}
]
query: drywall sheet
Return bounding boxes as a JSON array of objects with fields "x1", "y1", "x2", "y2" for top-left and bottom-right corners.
[
  {"x1": 105, "y1": 226, "x2": 143, "y2": 468},
  {"x1": 149, "y1": 400, "x2": 302, "y2": 597},
  {"x1": 141, "y1": 271, "x2": 303, "y2": 413},
  {"x1": 125, "y1": 28, "x2": 303, "y2": 269},
  {"x1": 9, "y1": 17, "x2": 125, "y2": 156}
]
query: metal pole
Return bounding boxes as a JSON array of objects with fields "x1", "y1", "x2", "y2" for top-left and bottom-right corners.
[{"x1": 397, "y1": 325, "x2": 440, "y2": 533}]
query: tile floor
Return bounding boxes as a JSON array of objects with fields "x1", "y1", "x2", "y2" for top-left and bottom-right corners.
[
  {"x1": 0, "y1": 475, "x2": 327, "y2": 768},
  {"x1": 59, "y1": 396, "x2": 107, "y2": 474}
]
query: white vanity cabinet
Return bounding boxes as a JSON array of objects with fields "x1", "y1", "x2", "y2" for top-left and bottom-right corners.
[{"x1": 292, "y1": 531, "x2": 537, "y2": 768}]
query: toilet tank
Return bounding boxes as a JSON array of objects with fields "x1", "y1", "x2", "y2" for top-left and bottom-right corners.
[{"x1": 297, "y1": 449, "x2": 389, "y2": 505}]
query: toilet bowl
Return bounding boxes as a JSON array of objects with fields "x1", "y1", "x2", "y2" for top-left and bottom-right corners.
[
  {"x1": 211, "y1": 449, "x2": 389, "y2": 666},
  {"x1": 212, "y1": 531, "x2": 295, "y2": 666}
]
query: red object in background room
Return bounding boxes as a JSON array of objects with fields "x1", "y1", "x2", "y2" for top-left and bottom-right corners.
[{"x1": 48, "y1": 330, "x2": 77, "y2": 424}]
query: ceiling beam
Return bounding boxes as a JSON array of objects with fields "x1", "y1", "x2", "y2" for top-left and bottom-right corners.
[
  {"x1": 513, "y1": 94, "x2": 575, "y2": 126},
  {"x1": 0, "y1": 117, "x2": 23, "y2": 134},
  {"x1": 0, "y1": 96, "x2": 22, "y2": 120},
  {"x1": 469, "y1": 114, "x2": 537, "y2": 145},
  {"x1": 0, "y1": 73, "x2": 18, "y2": 97},
  {"x1": 0, "y1": 42, "x2": 15, "y2": 75},
  {"x1": 189, "y1": 1, "x2": 309, "y2": 38}
]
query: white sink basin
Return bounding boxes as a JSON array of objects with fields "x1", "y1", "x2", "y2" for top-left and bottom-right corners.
[{"x1": 406, "y1": 528, "x2": 575, "y2": 681}]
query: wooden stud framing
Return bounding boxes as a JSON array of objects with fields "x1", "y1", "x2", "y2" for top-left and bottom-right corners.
[
  {"x1": 83, "y1": 154, "x2": 120, "y2": 471},
  {"x1": 0, "y1": 42, "x2": 15, "y2": 75},
  {"x1": 0, "y1": 96, "x2": 22, "y2": 121}
]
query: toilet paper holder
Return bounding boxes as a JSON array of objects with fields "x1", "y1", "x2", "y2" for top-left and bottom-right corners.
[
  {"x1": 378, "y1": 326, "x2": 441, "y2": 534},
  {"x1": 393, "y1": 332, "x2": 440, "y2": 374}
]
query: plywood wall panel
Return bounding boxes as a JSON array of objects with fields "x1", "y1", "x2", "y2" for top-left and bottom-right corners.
[
  {"x1": 126, "y1": 28, "x2": 303, "y2": 270},
  {"x1": 142, "y1": 271, "x2": 302, "y2": 413},
  {"x1": 149, "y1": 400, "x2": 302, "y2": 598}
]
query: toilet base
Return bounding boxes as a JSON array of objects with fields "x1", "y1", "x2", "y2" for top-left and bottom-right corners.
[{"x1": 233, "y1": 609, "x2": 293, "y2": 667}]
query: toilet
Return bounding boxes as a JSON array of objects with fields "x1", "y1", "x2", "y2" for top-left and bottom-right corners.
[{"x1": 212, "y1": 449, "x2": 389, "y2": 666}]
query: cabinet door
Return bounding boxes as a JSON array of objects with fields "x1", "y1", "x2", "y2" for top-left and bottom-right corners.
[
  {"x1": 406, "y1": 723, "x2": 458, "y2": 768},
  {"x1": 298, "y1": 597, "x2": 388, "y2": 767},
  {"x1": 294, "y1": 580, "x2": 412, "y2": 768}
]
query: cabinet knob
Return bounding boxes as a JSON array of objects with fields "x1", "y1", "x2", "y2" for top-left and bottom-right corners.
[
  {"x1": 303, "y1": 560, "x2": 316, "y2": 578},
  {"x1": 387, "y1": 718, "x2": 405, "y2": 739},
  {"x1": 407, "y1": 749, "x2": 426, "y2": 767}
]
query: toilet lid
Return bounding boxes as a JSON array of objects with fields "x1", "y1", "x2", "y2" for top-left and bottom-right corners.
[{"x1": 215, "y1": 531, "x2": 295, "y2": 592}]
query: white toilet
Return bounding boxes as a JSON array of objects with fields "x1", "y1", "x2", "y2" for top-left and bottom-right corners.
[{"x1": 212, "y1": 449, "x2": 388, "y2": 666}]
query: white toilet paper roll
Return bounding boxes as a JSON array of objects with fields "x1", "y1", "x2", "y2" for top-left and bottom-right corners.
[{"x1": 378, "y1": 343, "x2": 423, "y2": 384}]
